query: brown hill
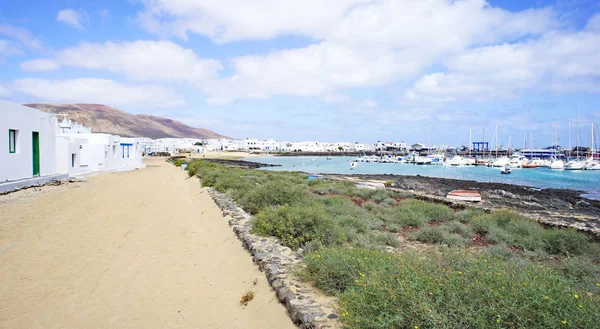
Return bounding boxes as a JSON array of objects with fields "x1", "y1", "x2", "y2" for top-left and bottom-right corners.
[{"x1": 24, "y1": 103, "x2": 229, "y2": 139}]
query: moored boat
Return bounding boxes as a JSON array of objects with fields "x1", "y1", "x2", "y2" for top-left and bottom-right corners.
[
  {"x1": 564, "y1": 160, "x2": 585, "y2": 170},
  {"x1": 550, "y1": 159, "x2": 565, "y2": 170},
  {"x1": 490, "y1": 156, "x2": 510, "y2": 167}
]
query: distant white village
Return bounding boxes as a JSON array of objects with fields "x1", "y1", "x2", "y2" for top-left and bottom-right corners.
[
  {"x1": 1, "y1": 100, "x2": 448, "y2": 193},
  {"x1": 150, "y1": 138, "x2": 446, "y2": 155}
]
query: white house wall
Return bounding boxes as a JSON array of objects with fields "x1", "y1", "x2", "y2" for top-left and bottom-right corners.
[{"x1": 0, "y1": 101, "x2": 57, "y2": 182}]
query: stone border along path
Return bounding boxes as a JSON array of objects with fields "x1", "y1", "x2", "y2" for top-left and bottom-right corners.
[{"x1": 207, "y1": 187, "x2": 340, "y2": 329}]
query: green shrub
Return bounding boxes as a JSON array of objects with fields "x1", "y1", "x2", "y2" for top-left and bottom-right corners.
[
  {"x1": 471, "y1": 210, "x2": 545, "y2": 251},
  {"x1": 455, "y1": 207, "x2": 486, "y2": 223},
  {"x1": 365, "y1": 189, "x2": 390, "y2": 202},
  {"x1": 371, "y1": 232, "x2": 401, "y2": 248},
  {"x1": 551, "y1": 256, "x2": 600, "y2": 289},
  {"x1": 252, "y1": 204, "x2": 343, "y2": 250},
  {"x1": 303, "y1": 248, "x2": 396, "y2": 295},
  {"x1": 304, "y1": 248, "x2": 600, "y2": 329},
  {"x1": 542, "y1": 228, "x2": 590, "y2": 256},
  {"x1": 393, "y1": 199, "x2": 454, "y2": 227},
  {"x1": 361, "y1": 200, "x2": 377, "y2": 211},
  {"x1": 381, "y1": 197, "x2": 397, "y2": 206},
  {"x1": 443, "y1": 220, "x2": 474, "y2": 239},
  {"x1": 239, "y1": 180, "x2": 310, "y2": 214},
  {"x1": 411, "y1": 226, "x2": 466, "y2": 247}
]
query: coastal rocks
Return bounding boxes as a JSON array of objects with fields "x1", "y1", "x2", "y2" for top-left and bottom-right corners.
[{"x1": 207, "y1": 188, "x2": 339, "y2": 329}]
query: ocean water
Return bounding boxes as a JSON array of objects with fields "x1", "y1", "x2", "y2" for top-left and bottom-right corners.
[{"x1": 244, "y1": 156, "x2": 600, "y2": 199}]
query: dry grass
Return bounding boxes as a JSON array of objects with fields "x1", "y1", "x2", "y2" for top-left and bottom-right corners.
[{"x1": 240, "y1": 291, "x2": 255, "y2": 306}]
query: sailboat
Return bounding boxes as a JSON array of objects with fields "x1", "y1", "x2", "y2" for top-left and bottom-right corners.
[
  {"x1": 550, "y1": 124, "x2": 564, "y2": 169},
  {"x1": 585, "y1": 123, "x2": 600, "y2": 170},
  {"x1": 565, "y1": 108, "x2": 584, "y2": 170},
  {"x1": 490, "y1": 125, "x2": 510, "y2": 167}
]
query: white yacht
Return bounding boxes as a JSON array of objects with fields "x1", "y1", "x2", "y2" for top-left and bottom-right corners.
[
  {"x1": 550, "y1": 159, "x2": 565, "y2": 170},
  {"x1": 446, "y1": 156, "x2": 469, "y2": 167},
  {"x1": 414, "y1": 156, "x2": 432, "y2": 165},
  {"x1": 490, "y1": 156, "x2": 510, "y2": 167},
  {"x1": 584, "y1": 159, "x2": 600, "y2": 170},
  {"x1": 508, "y1": 154, "x2": 526, "y2": 168},
  {"x1": 564, "y1": 160, "x2": 585, "y2": 170},
  {"x1": 585, "y1": 123, "x2": 599, "y2": 170}
]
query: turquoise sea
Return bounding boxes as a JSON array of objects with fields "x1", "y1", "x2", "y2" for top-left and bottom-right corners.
[{"x1": 244, "y1": 156, "x2": 600, "y2": 200}]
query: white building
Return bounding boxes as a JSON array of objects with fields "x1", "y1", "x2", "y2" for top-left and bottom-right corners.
[
  {"x1": 147, "y1": 138, "x2": 206, "y2": 155},
  {"x1": 1, "y1": 100, "x2": 59, "y2": 183},
  {"x1": 1, "y1": 101, "x2": 145, "y2": 193}
]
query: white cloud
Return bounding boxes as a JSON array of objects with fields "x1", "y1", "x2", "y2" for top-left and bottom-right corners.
[
  {"x1": 20, "y1": 58, "x2": 60, "y2": 71},
  {"x1": 0, "y1": 83, "x2": 11, "y2": 97},
  {"x1": 201, "y1": 42, "x2": 425, "y2": 101},
  {"x1": 13, "y1": 78, "x2": 185, "y2": 109},
  {"x1": 322, "y1": 93, "x2": 348, "y2": 103},
  {"x1": 26, "y1": 40, "x2": 221, "y2": 82},
  {"x1": 205, "y1": 97, "x2": 232, "y2": 106},
  {"x1": 135, "y1": 0, "x2": 370, "y2": 42},
  {"x1": 361, "y1": 99, "x2": 379, "y2": 109},
  {"x1": 0, "y1": 24, "x2": 43, "y2": 50},
  {"x1": 170, "y1": 0, "x2": 555, "y2": 102},
  {"x1": 0, "y1": 39, "x2": 23, "y2": 56},
  {"x1": 57, "y1": 9, "x2": 88, "y2": 30},
  {"x1": 406, "y1": 19, "x2": 600, "y2": 103}
]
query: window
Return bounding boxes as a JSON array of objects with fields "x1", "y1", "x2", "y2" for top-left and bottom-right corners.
[
  {"x1": 8, "y1": 129, "x2": 17, "y2": 153},
  {"x1": 71, "y1": 154, "x2": 77, "y2": 168},
  {"x1": 121, "y1": 143, "x2": 133, "y2": 159}
]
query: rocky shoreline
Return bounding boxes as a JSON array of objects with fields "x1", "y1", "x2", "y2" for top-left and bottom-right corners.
[
  {"x1": 331, "y1": 173, "x2": 600, "y2": 236},
  {"x1": 196, "y1": 158, "x2": 281, "y2": 169}
]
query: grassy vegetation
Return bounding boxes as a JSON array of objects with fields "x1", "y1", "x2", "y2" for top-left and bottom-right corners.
[
  {"x1": 304, "y1": 248, "x2": 600, "y2": 329},
  {"x1": 185, "y1": 160, "x2": 600, "y2": 328}
]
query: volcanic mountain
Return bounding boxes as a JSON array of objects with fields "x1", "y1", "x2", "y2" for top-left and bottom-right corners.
[{"x1": 24, "y1": 103, "x2": 228, "y2": 139}]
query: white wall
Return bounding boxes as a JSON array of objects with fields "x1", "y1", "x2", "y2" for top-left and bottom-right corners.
[{"x1": 0, "y1": 101, "x2": 57, "y2": 182}]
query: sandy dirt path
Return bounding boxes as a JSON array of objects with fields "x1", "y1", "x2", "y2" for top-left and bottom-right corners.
[{"x1": 0, "y1": 157, "x2": 296, "y2": 329}]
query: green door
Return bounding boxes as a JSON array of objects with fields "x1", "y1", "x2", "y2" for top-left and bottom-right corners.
[{"x1": 32, "y1": 132, "x2": 40, "y2": 177}]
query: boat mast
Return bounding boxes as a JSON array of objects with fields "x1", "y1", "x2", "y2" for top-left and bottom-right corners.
[
  {"x1": 577, "y1": 106, "x2": 581, "y2": 160},
  {"x1": 495, "y1": 124, "x2": 499, "y2": 158},
  {"x1": 508, "y1": 136, "x2": 512, "y2": 154},
  {"x1": 469, "y1": 129, "x2": 472, "y2": 158},
  {"x1": 592, "y1": 123, "x2": 595, "y2": 160},
  {"x1": 530, "y1": 133, "x2": 533, "y2": 150},
  {"x1": 568, "y1": 120, "x2": 571, "y2": 159}
]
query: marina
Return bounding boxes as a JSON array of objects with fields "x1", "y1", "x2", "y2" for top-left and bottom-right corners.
[{"x1": 245, "y1": 155, "x2": 600, "y2": 199}]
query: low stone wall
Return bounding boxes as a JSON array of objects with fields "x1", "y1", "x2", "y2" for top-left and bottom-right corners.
[
  {"x1": 0, "y1": 173, "x2": 69, "y2": 194},
  {"x1": 207, "y1": 188, "x2": 340, "y2": 329}
]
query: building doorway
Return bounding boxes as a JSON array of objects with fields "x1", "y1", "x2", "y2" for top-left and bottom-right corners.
[{"x1": 32, "y1": 132, "x2": 40, "y2": 176}]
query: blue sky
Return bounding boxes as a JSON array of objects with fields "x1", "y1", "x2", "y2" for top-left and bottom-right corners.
[{"x1": 1, "y1": 0, "x2": 599, "y2": 147}]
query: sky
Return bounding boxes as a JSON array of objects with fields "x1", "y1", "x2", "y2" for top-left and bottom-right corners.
[{"x1": 1, "y1": 0, "x2": 599, "y2": 147}]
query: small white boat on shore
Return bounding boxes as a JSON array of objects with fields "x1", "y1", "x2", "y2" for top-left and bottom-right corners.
[{"x1": 446, "y1": 190, "x2": 482, "y2": 202}]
